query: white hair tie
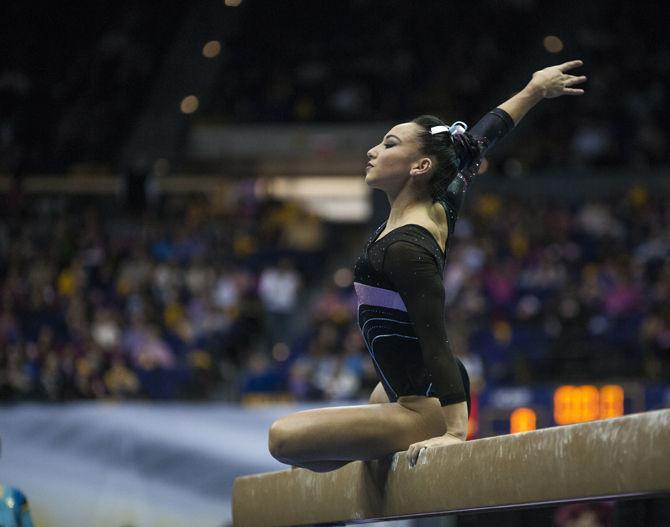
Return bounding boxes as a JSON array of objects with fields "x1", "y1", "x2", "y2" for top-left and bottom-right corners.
[{"x1": 430, "y1": 121, "x2": 468, "y2": 136}]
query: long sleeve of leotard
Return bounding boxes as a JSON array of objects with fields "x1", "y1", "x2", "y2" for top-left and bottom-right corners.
[
  {"x1": 441, "y1": 107, "x2": 515, "y2": 219},
  {"x1": 382, "y1": 239, "x2": 466, "y2": 406}
]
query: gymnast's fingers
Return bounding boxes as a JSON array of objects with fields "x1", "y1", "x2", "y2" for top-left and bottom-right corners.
[
  {"x1": 558, "y1": 59, "x2": 584, "y2": 72},
  {"x1": 407, "y1": 445, "x2": 417, "y2": 466},
  {"x1": 407, "y1": 443, "x2": 420, "y2": 466},
  {"x1": 408, "y1": 444, "x2": 428, "y2": 467},
  {"x1": 563, "y1": 88, "x2": 585, "y2": 96},
  {"x1": 567, "y1": 75, "x2": 588, "y2": 85}
]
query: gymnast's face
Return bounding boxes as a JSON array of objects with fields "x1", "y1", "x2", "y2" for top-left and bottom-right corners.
[{"x1": 365, "y1": 122, "x2": 431, "y2": 193}]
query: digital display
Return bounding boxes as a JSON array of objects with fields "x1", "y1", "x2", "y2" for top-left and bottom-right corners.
[
  {"x1": 472, "y1": 382, "x2": 668, "y2": 438},
  {"x1": 510, "y1": 407, "x2": 537, "y2": 433},
  {"x1": 553, "y1": 384, "x2": 625, "y2": 425}
]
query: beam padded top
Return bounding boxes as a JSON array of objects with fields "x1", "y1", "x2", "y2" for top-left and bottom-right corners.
[{"x1": 233, "y1": 409, "x2": 670, "y2": 526}]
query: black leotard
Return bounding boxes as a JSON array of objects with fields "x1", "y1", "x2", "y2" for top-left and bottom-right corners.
[{"x1": 353, "y1": 108, "x2": 515, "y2": 416}]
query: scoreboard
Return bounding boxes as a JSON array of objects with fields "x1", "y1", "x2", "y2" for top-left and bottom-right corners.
[{"x1": 468, "y1": 382, "x2": 670, "y2": 439}]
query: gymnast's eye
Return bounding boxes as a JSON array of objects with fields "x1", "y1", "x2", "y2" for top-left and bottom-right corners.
[{"x1": 383, "y1": 143, "x2": 395, "y2": 149}]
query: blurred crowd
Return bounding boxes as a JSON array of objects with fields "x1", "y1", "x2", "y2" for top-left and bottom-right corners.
[
  {"x1": 245, "y1": 185, "x2": 669, "y2": 401},
  {"x1": 1, "y1": 1, "x2": 668, "y2": 173},
  {"x1": 1, "y1": 184, "x2": 668, "y2": 403},
  {"x1": 0, "y1": 192, "x2": 332, "y2": 401}
]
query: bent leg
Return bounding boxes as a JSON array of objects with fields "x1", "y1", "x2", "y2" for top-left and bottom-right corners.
[{"x1": 268, "y1": 395, "x2": 445, "y2": 466}]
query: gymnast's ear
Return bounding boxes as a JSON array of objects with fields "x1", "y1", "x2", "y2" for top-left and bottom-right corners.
[{"x1": 410, "y1": 156, "x2": 433, "y2": 178}]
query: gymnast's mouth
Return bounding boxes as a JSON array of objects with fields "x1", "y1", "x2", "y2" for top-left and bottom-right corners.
[{"x1": 366, "y1": 162, "x2": 374, "y2": 168}]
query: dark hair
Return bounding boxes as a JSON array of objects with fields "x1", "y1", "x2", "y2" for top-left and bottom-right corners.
[{"x1": 412, "y1": 115, "x2": 482, "y2": 201}]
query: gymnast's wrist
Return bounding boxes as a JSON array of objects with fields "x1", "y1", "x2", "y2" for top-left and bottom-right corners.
[{"x1": 522, "y1": 80, "x2": 547, "y2": 103}]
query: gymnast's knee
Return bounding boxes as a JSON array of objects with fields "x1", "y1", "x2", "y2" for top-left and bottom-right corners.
[{"x1": 268, "y1": 419, "x2": 294, "y2": 462}]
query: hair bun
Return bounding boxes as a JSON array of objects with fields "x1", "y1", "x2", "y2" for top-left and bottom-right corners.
[{"x1": 451, "y1": 132, "x2": 482, "y2": 172}]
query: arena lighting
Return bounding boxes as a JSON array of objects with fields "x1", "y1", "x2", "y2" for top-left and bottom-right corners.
[
  {"x1": 553, "y1": 384, "x2": 625, "y2": 425},
  {"x1": 261, "y1": 176, "x2": 369, "y2": 199},
  {"x1": 543, "y1": 35, "x2": 564, "y2": 53},
  {"x1": 224, "y1": 0, "x2": 242, "y2": 6},
  {"x1": 202, "y1": 40, "x2": 221, "y2": 58},
  {"x1": 333, "y1": 268, "x2": 354, "y2": 288},
  {"x1": 180, "y1": 95, "x2": 199, "y2": 114},
  {"x1": 256, "y1": 176, "x2": 371, "y2": 221},
  {"x1": 510, "y1": 407, "x2": 537, "y2": 433}
]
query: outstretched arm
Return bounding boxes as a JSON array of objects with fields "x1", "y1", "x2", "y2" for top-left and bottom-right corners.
[
  {"x1": 441, "y1": 60, "x2": 587, "y2": 216},
  {"x1": 474, "y1": 59, "x2": 586, "y2": 157},
  {"x1": 498, "y1": 60, "x2": 586, "y2": 125}
]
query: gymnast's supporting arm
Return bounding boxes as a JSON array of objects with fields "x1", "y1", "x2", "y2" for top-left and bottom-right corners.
[{"x1": 441, "y1": 60, "x2": 587, "y2": 216}]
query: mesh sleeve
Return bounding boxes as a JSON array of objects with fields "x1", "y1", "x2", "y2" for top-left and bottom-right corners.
[
  {"x1": 382, "y1": 240, "x2": 466, "y2": 406},
  {"x1": 442, "y1": 107, "x2": 515, "y2": 218}
]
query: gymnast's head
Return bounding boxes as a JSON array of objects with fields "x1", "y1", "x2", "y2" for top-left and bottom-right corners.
[{"x1": 365, "y1": 115, "x2": 481, "y2": 201}]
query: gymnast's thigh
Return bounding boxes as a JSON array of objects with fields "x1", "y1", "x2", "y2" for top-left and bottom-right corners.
[{"x1": 268, "y1": 395, "x2": 446, "y2": 462}]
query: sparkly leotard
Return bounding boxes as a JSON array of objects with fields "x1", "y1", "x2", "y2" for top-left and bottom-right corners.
[{"x1": 353, "y1": 108, "x2": 515, "y2": 414}]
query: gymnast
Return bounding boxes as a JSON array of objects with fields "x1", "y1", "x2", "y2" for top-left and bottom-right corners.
[{"x1": 268, "y1": 61, "x2": 586, "y2": 472}]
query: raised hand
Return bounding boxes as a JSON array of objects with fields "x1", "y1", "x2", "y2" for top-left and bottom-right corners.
[{"x1": 529, "y1": 60, "x2": 587, "y2": 99}]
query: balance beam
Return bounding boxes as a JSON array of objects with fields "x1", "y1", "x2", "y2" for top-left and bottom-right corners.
[{"x1": 232, "y1": 409, "x2": 670, "y2": 526}]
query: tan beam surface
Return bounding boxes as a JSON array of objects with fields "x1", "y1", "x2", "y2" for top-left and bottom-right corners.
[{"x1": 232, "y1": 409, "x2": 670, "y2": 526}]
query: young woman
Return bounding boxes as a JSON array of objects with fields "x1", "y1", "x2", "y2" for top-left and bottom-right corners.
[{"x1": 268, "y1": 61, "x2": 586, "y2": 472}]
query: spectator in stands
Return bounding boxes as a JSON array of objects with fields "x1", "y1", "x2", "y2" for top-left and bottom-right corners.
[
  {"x1": 258, "y1": 258, "x2": 302, "y2": 346},
  {"x1": 0, "y1": 188, "x2": 667, "y2": 403}
]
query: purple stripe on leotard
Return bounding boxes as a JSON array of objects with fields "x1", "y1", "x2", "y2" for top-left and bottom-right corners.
[{"x1": 354, "y1": 282, "x2": 407, "y2": 312}]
